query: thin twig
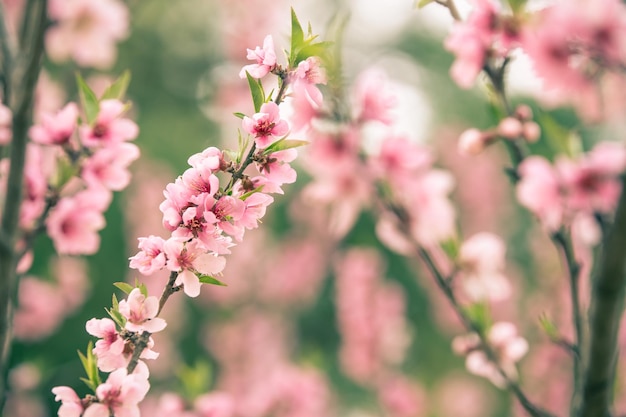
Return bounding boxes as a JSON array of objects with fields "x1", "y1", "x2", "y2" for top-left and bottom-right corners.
[{"x1": 0, "y1": 1, "x2": 13, "y2": 102}]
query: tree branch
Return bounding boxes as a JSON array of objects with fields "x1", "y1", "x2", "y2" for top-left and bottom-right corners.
[{"x1": 579, "y1": 175, "x2": 626, "y2": 417}]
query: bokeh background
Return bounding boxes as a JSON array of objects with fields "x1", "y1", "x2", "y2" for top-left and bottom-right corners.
[{"x1": 7, "y1": 1, "x2": 620, "y2": 416}]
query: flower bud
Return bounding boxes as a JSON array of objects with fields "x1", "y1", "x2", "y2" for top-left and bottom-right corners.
[
  {"x1": 497, "y1": 117, "x2": 523, "y2": 139},
  {"x1": 458, "y1": 128, "x2": 486, "y2": 156}
]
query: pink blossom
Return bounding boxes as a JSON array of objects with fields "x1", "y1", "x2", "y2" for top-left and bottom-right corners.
[
  {"x1": 353, "y1": 68, "x2": 397, "y2": 125},
  {"x1": 129, "y1": 235, "x2": 167, "y2": 276},
  {"x1": 209, "y1": 195, "x2": 246, "y2": 241},
  {"x1": 187, "y1": 146, "x2": 225, "y2": 171},
  {"x1": 377, "y1": 376, "x2": 427, "y2": 417},
  {"x1": 181, "y1": 165, "x2": 220, "y2": 197},
  {"x1": 256, "y1": 149, "x2": 298, "y2": 194},
  {"x1": 51, "y1": 386, "x2": 84, "y2": 417},
  {"x1": 516, "y1": 156, "x2": 563, "y2": 230},
  {"x1": 83, "y1": 368, "x2": 150, "y2": 417},
  {"x1": 445, "y1": 0, "x2": 519, "y2": 88},
  {"x1": 242, "y1": 102, "x2": 289, "y2": 149},
  {"x1": 194, "y1": 392, "x2": 235, "y2": 417},
  {"x1": 558, "y1": 141, "x2": 626, "y2": 214},
  {"x1": 79, "y1": 99, "x2": 138, "y2": 148},
  {"x1": 86, "y1": 318, "x2": 127, "y2": 372},
  {"x1": 46, "y1": 0, "x2": 129, "y2": 69},
  {"x1": 118, "y1": 288, "x2": 167, "y2": 333},
  {"x1": 164, "y1": 239, "x2": 227, "y2": 297},
  {"x1": 29, "y1": 102, "x2": 78, "y2": 146},
  {"x1": 13, "y1": 277, "x2": 66, "y2": 341},
  {"x1": 288, "y1": 81, "x2": 322, "y2": 132},
  {"x1": 81, "y1": 142, "x2": 140, "y2": 191},
  {"x1": 370, "y1": 135, "x2": 432, "y2": 186},
  {"x1": 236, "y1": 191, "x2": 274, "y2": 230},
  {"x1": 46, "y1": 188, "x2": 110, "y2": 255},
  {"x1": 458, "y1": 232, "x2": 512, "y2": 303},
  {"x1": 19, "y1": 144, "x2": 49, "y2": 229},
  {"x1": 458, "y1": 128, "x2": 487, "y2": 156},
  {"x1": 159, "y1": 179, "x2": 194, "y2": 231},
  {"x1": 456, "y1": 321, "x2": 528, "y2": 387},
  {"x1": 238, "y1": 35, "x2": 277, "y2": 79}
]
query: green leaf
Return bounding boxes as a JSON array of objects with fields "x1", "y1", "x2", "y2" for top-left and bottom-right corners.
[
  {"x1": 539, "y1": 313, "x2": 559, "y2": 340},
  {"x1": 176, "y1": 361, "x2": 213, "y2": 400},
  {"x1": 246, "y1": 71, "x2": 265, "y2": 113},
  {"x1": 139, "y1": 283, "x2": 148, "y2": 298},
  {"x1": 80, "y1": 377, "x2": 96, "y2": 392},
  {"x1": 78, "y1": 341, "x2": 100, "y2": 392},
  {"x1": 106, "y1": 307, "x2": 126, "y2": 328},
  {"x1": 112, "y1": 293, "x2": 119, "y2": 310},
  {"x1": 238, "y1": 185, "x2": 265, "y2": 201},
  {"x1": 198, "y1": 275, "x2": 228, "y2": 286},
  {"x1": 114, "y1": 282, "x2": 134, "y2": 294},
  {"x1": 507, "y1": 0, "x2": 527, "y2": 13},
  {"x1": 76, "y1": 73, "x2": 100, "y2": 125},
  {"x1": 464, "y1": 302, "x2": 491, "y2": 332},
  {"x1": 538, "y1": 113, "x2": 582, "y2": 158},
  {"x1": 233, "y1": 112, "x2": 246, "y2": 120},
  {"x1": 52, "y1": 154, "x2": 79, "y2": 189},
  {"x1": 295, "y1": 41, "x2": 332, "y2": 63},
  {"x1": 440, "y1": 238, "x2": 460, "y2": 260},
  {"x1": 263, "y1": 139, "x2": 309, "y2": 154},
  {"x1": 290, "y1": 7, "x2": 305, "y2": 65},
  {"x1": 100, "y1": 70, "x2": 131, "y2": 100}
]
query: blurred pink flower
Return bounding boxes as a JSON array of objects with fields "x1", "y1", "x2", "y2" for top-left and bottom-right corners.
[
  {"x1": 79, "y1": 99, "x2": 138, "y2": 148},
  {"x1": 46, "y1": 188, "x2": 110, "y2": 255},
  {"x1": 516, "y1": 156, "x2": 563, "y2": 231},
  {"x1": 81, "y1": 142, "x2": 140, "y2": 191},
  {"x1": 29, "y1": 102, "x2": 78, "y2": 146},
  {"x1": 46, "y1": 0, "x2": 129, "y2": 69},
  {"x1": 459, "y1": 232, "x2": 512, "y2": 303},
  {"x1": 353, "y1": 68, "x2": 397, "y2": 125}
]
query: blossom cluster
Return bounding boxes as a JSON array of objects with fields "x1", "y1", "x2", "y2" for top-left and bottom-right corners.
[
  {"x1": 446, "y1": 0, "x2": 626, "y2": 120},
  {"x1": 51, "y1": 18, "x2": 328, "y2": 416}
]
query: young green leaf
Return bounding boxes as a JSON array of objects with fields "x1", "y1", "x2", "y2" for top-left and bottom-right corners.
[
  {"x1": 114, "y1": 282, "x2": 134, "y2": 294},
  {"x1": 290, "y1": 8, "x2": 305, "y2": 65},
  {"x1": 100, "y1": 70, "x2": 131, "y2": 100},
  {"x1": 233, "y1": 112, "x2": 246, "y2": 120},
  {"x1": 415, "y1": 0, "x2": 436, "y2": 8},
  {"x1": 295, "y1": 41, "x2": 332, "y2": 63},
  {"x1": 198, "y1": 275, "x2": 228, "y2": 286},
  {"x1": 238, "y1": 185, "x2": 265, "y2": 201},
  {"x1": 246, "y1": 71, "x2": 265, "y2": 113},
  {"x1": 139, "y1": 283, "x2": 148, "y2": 297},
  {"x1": 263, "y1": 138, "x2": 309, "y2": 154},
  {"x1": 76, "y1": 73, "x2": 100, "y2": 125}
]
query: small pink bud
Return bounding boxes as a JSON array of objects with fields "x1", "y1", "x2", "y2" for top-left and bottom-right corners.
[
  {"x1": 458, "y1": 128, "x2": 486, "y2": 156},
  {"x1": 522, "y1": 121, "x2": 541, "y2": 143},
  {"x1": 497, "y1": 117, "x2": 523, "y2": 139},
  {"x1": 514, "y1": 104, "x2": 533, "y2": 121}
]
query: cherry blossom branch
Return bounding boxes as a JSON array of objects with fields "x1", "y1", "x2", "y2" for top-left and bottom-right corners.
[
  {"x1": 0, "y1": 0, "x2": 47, "y2": 408},
  {"x1": 579, "y1": 175, "x2": 626, "y2": 417},
  {"x1": 482, "y1": 55, "x2": 586, "y2": 409},
  {"x1": 225, "y1": 70, "x2": 289, "y2": 193},
  {"x1": 415, "y1": 246, "x2": 555, "y2": 417}
]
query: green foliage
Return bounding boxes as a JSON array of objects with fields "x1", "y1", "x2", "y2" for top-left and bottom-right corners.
[
  {"x1": 114, "y1": 281, "x2": 134, "y2": 294},
  {"x1": 78, "y1": 342, "x2": 101, "y2": 392},
  {"x1": 288, "y1": 8, "x2": 331, "y2": 67},
  {"x1": 100, "y1": 70, "x2": 131, "y2": 101},
  {"x1": 76, "y1": 73, "x2": 100, "y2": 125},
  {"x1": 263, "y1": 138, "x2": 309, "y2": 154},
  {"x1": 246, "y1": 71, "x2": 266, "y2": 113},
  {"x1": 176, "y1": 361, "x2": 213, "y2": 400},
  {"x1": 198, "y1": 275, "x2": 227, "y2": 286},
  {"x1": 464, "y1": 302, "x2": 492, "y2": 332}
]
